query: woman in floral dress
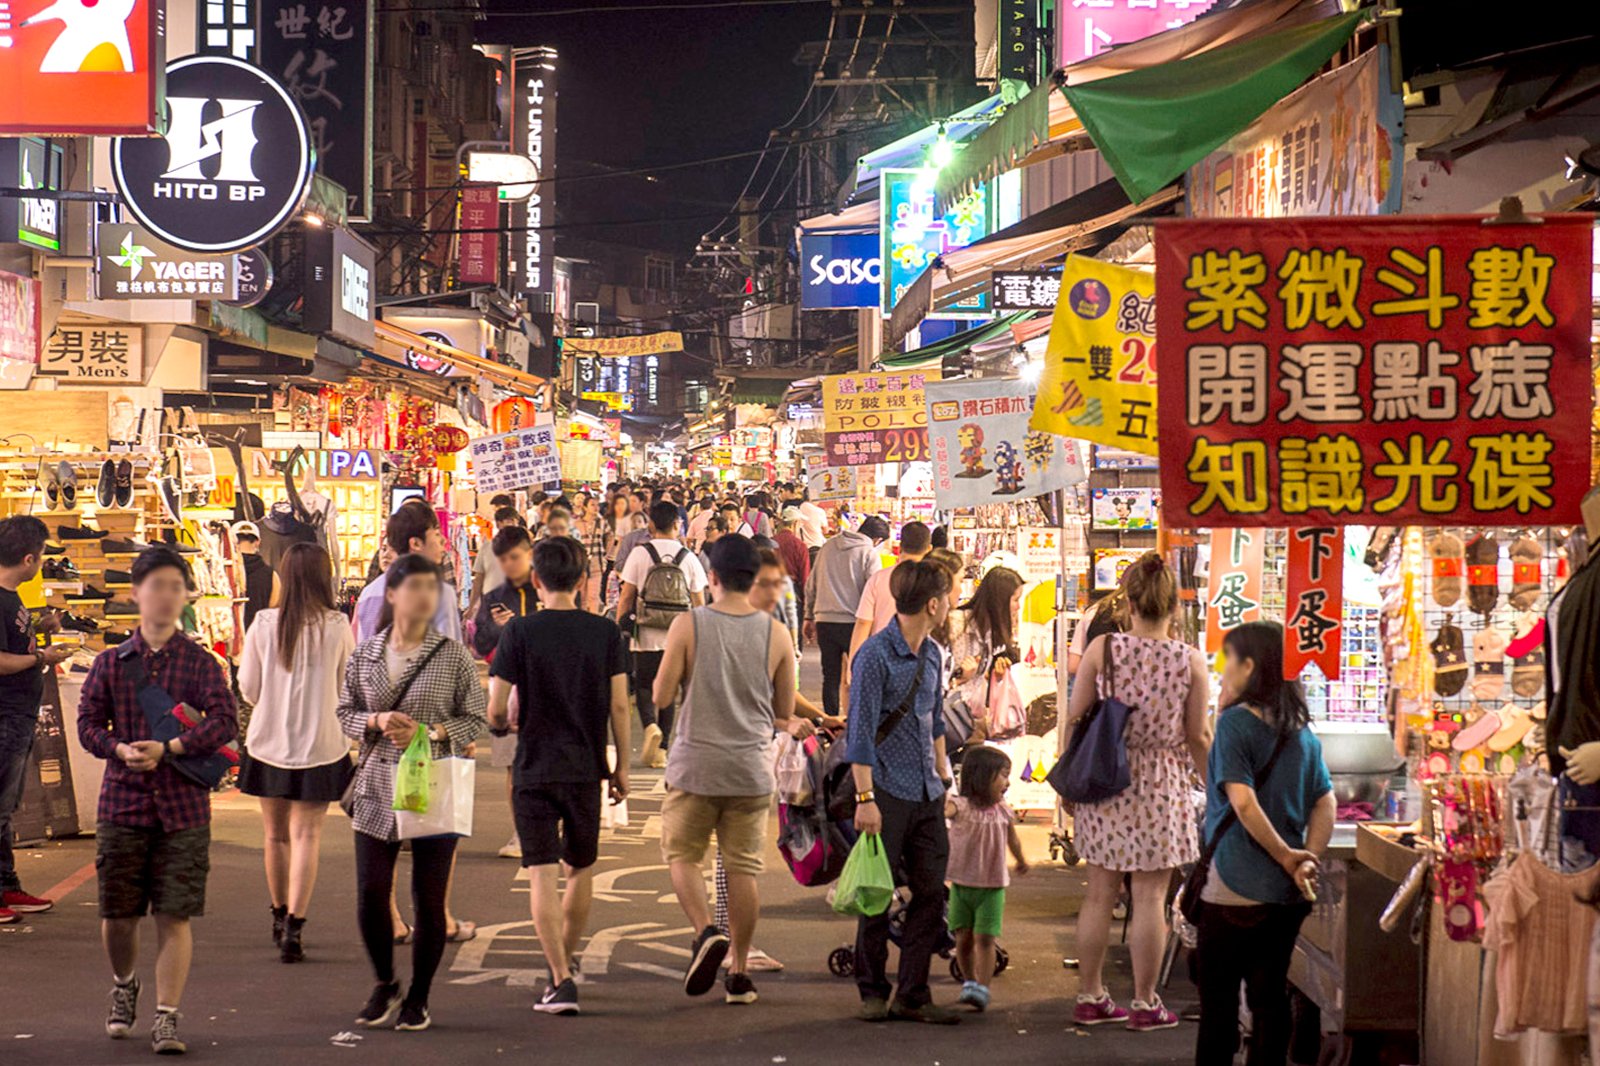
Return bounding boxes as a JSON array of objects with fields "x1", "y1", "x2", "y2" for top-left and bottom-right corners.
[{"x1": 1063, "y1": 552, "x2": 1211, "y2": 1033}]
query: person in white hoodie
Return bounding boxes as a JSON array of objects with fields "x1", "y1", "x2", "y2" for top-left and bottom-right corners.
[{"x1": 803, "y1": 516, "x2": 888, "y2": 718}]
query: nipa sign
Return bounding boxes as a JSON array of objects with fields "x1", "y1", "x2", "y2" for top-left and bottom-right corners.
[{"x1": 40, "y1": 325, "x2": 143, "y2": 383}]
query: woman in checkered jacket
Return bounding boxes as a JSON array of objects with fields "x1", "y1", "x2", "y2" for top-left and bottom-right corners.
[{"x1": 336, "y1": 553, "x2": 486, "y2": 1034}]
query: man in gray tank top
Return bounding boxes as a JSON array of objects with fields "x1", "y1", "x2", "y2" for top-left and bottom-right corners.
[{"x1": 652, "y1": 535, "x2": 796, "y2": 1007}]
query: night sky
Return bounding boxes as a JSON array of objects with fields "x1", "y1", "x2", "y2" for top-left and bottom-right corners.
[{"x1": 479, "y1": 0, "x2": 827, "y2": 252}]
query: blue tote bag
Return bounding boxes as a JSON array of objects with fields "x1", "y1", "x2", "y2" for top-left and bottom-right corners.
[{"x1": 1048, "y1": 635, "x2": 1131, "y2": 803}]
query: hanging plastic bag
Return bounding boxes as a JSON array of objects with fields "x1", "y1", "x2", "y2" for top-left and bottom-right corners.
[
  {"x1": 831, "y1": 833, "x2": 894, "y2": 917},
  {"x1": 771, "y1": 733, "x2": 814, "y2": 805},
  {"x1": 393, "y1": 728, "x2": 433, "y2": 814}
]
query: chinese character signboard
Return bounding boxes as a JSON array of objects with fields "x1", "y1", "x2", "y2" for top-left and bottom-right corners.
[
  {"x1": 1156, "y1": 214, "x2": 1595, "y2": 527},
  {"x1": 40, "y1": 326, "x2": 143, "y2": 383},
  {"x1": 0, "y1": 270, "x2": 40, "y2": 363},
  {"x1": 458, "y1": 186, "x2": 500, "y2": 286},
  {"x1": 925, "y1": 377, "x2": 1086, "y2": 508},
  {"x1": 992, "y1": 270, "x2": 1061, "y2": 311},
  {"x1": 469, "y1": 425, "x2": 561, "y2": 494},
  {"x1": 1057, "y1": 0, "x2": 1216, "y2": 67},
  {"x1": 1205, "y1": 527, "x2": 1263, "y2": 654},
  {"x1": 821, "y1": 369, "x2": 938, "y2": 468},
  {"x1": 1032, "y1": 255, "x2": 1158, "y2": 456},
  {"x1": 96, "y1": 224, "x2": 240, "y2": 300},
  {"x1": 258, "y1": 0, "x2": 374, "y2": 220},
  {"x1": 562, "y1": 332, "x2": 683, "y2": 358},
  {"x1": 1188, "y1": 49, "x2": 1401, "y2": 221},
  {"x1": 806, "y1": 454, "x2": 856, "y2": 502},
  {"x1": 880, "y1": 169, "x2": 991, "y2": 315},
  {"x1": 1284, "y1": 527, "x2": 1343, "y2": 680},
  {"x1": 0, "y1": 0, "x2": 163, "y2": 135}
]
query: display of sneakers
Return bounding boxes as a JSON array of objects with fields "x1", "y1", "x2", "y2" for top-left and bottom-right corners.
[
  {"x1": 1125, "y1": 997, "x2": 1180, "y2": 1032},
  {"x1": 56, "y1": 524, "x2": 107, "y2": 541},
  {"x1": 39, "y1": 458, "x2": 59, "y2": 510},
  {"x1": 57, "y1": 461, "x2": 77, "y2": 511},
  {"x1": 101, "y1": 538, "x2": 152, "y2": 554},
  {"x1": 1072, "y1": 992, "x2": 1130, "y2": 1026},
  {"x1": 42, "y1": 543, "x2": 64, "y2": 556},
  {"x1": 150, "y1": 1008, "x2": 185, "y2": 1055},
  {"x1": 2, "y1": 889, "x2": 53, "y2": 913},
  {"x1": 41, "y1": 558, "x2": 79, "y2": 581},
  {"x1": 106, "y1": 975, "x2": 140, "y2": 1038},
  {"x1": 60, "y1": 612, "x2": 101, "y2": 633},
  {"x1": 535, "y1": 978, "x2": 580, "y2": 1015},
  {"x1": 65, "y1": 585, "x2": 113, "y2": 602},
  {"x1": 394, "y1": 1002, "x2": 431, "y2": 1032},
  {"x1": 97, "y1": 460, "x2": 116, "y2": 508},
  {"x1": 683, "y1": 925, "x2": 729, "y2": 996},
  {"x1": 105, "y1": 569, "x2": 132, "y2": 585},
  {"x1": 104, "y1": 600, "x2": 139, "y2": 617},
  {"x1": 724, "y1": 972, "x2": 758, "y2": 1005},
  {"x1": 115, "y1": 459, "x2": 134, "y2": 508},
  {"x1": 355, "y1": 981, "x2": 402, "y2": 1027}
]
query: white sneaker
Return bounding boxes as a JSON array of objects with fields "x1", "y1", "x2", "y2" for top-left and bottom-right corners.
[
  {"x1": 640, "y1": 724, "x2": 663, "y2": 766},
  {"x1": 497, "y1": 836, "x2": 521, "y2": 859}
]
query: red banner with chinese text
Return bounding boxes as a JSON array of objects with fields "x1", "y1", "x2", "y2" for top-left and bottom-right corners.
[
  {"x1": 458, "y1": 187, "x2": 501, "y2": 286},
  {"x1": 1204, "y1": 527, "x2": 1264, "y2": 654},
  {"x1": 1284, "y1": 527, "x2": 1344, "y2": 681},
  {"x1": 1156, "y1": 215, "x2": 1594, "y2": 527}
]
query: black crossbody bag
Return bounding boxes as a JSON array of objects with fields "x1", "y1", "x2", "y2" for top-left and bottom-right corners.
[{"x1": 1178, "y1": 729, "x2": 1291, "y2": 925}]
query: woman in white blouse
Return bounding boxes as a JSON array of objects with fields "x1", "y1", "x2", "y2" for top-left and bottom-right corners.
[{"x1": 238, "y1": 542, "x2": 356, "y2": 964}]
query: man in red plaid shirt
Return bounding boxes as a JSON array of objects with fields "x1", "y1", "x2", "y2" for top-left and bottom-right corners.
[{"x1": 76, "y1": 546, "x2": 237, "y2": 1056}]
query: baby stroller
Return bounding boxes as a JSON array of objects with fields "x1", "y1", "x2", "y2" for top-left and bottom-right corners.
[{"x1": 826, "y1": 881, "x2": 1011, "y2": 982}]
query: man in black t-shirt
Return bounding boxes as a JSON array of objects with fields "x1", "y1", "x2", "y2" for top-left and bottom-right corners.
[
  {"x1": 0, "y1": 516, "x2": 72, "y2": 923},
  {"x1": 487, "y1": 536, "x2": 629, "y2": 1017}
]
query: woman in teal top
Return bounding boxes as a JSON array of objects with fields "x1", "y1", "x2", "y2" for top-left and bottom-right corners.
[{"x1": 1196, "y1": 621, "x2": 1336, "y2": 1066}]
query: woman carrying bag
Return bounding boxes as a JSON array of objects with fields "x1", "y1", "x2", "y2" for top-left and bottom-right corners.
[
  {"x1": 948, "y1": 566, "x2": 1027, "y2": 750},
  {"x1": 1193, "y1": 622, "x2": 1334, "y2": 1066},
  {"x1": 337, "y1": 554, "x2": 486, "y2": 1034}
]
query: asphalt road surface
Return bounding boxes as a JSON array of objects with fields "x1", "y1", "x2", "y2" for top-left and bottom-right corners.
[{"x1": 2, "y1": 653, "x2": 1196, "y2": 1066}]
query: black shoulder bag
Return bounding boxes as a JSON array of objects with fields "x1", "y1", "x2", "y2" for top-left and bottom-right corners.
[
  {"x1": 1177, "y1": 729, "x2": 1292, "y2": 925},
  {"x1": 823, "y1": 658, "x2": 926, "y2": 823},
  {"x1": 339, "y1": 641, "x2": 447, "y2": 816}
]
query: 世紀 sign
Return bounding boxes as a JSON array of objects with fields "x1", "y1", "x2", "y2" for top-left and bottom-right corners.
[
  {"x1": 1156, "y1": 214, "x2": 1595, "y2": 527},
  {"x1": 469, "y1": 425, "x2": 561, "y2": 494},
  {"x1": 992, "y1": 270, "x2": 1060, "y2": 311},
  {"x1": 822, "y1": 369, "x2": 938, "y2": 468},
  {"x1": 880, "y1": 169, "x2": 990, "y2": 315},
  {"x1": 925, "y1": 377, "x2": 1085, "y2": 508},
  {"x1": 1284, "y1": 527, "x2": 1344, "y2": 681},
  {"x1": 40, "y1": 326, "x2": 143, "y2": 383},
  {"x1": 1031, "y1": 255, "x2": 1158, "y2": 456},
  {"x1": 0, "y1": 0, "x2": 164, "y2": 135}
]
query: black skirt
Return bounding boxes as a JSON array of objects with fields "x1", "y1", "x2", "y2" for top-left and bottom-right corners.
[{"x1": 238, "y1": 752, "x2": 354, "y2": 802}]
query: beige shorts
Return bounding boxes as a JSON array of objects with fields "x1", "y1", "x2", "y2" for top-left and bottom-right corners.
[{"x1": 660, "y1": 788, "x2": 770, "y2": 875}]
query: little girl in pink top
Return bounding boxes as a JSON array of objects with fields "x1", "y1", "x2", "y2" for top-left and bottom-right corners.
[{"x1": 945, "y1": 745, "x2": 1029, "y2": 1012}]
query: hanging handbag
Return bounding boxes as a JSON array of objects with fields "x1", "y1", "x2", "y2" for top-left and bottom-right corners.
[
  {"x1": 1047, "y1": 636, "x2": 1132, "y2": 803},
  {"x1": 339, "y1": 641, "x2": 446, "y2": 817},
  {"x1": 1175, "y1": 729, "x2": 1292, "y2": 925},
  {"x1": 982, "y1": 651, "x2": 1028, "y2": 741}
]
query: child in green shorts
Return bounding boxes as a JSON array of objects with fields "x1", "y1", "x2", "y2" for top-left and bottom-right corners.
[{"x1": 945, "y1": 745, "x2": 1029, "y2": 1012}]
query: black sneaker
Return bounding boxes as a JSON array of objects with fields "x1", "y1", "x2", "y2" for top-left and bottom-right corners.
[
  {"x1": 61, "y1": 612, "x2": 100, "y2": 633},
  {"x1": 97, "y1": 460, "x2": 116, "y2": 509},
  {"x1": 106, "y1": 975, "x2": 139, "y2": 1038},
  {"x1": 271, "y1": 904, "x2": 287, "y2": 947},
  {"x1": 114, "y1": 459, "x2": 133, "y2": 509},
  {"x1": 66, "y1": 585, "x2": 113, "y2": 602},
  {"x1": 56, "y1": 524, "x2": 107, "y2": 541},
  {"x1": 161, "y1": 534, "x2": 199, "y2": 555},
  {"x1": 101, "y1": 538, "x2": 150, "y2": 554},
  {"x1": 105, "y1": 600, "x2": 139, "y2": 616},
  {"x1": 355, "y1": 981, "x2": 402, "y2": 1027},
  {"x1": 535, "y1": 978, "x2": 580, "y2": 1015},
  {"x1": 684, "y1": 925, "x2": 729, "y2": 997},
  {"x1": 724, "y1": 972, "x2": 758, "y2": 1005},
  {"x1": 280, "y1": 916, "x2": 305, "y2": 963},
  {"x1": 150, "y1": 1009, "x2": 185, "y2": 1055},
  {"x1": 42, "y1": 543, "x2": 64, "y2": 556},
  {"x1": 105, "y1": 569, "x2": 132, "y2": 585},
  {"x1": 104, "y1": 629, "x2": 132, "y2": 645},
  {"x1": 394, "y1": 1002, "x2": 431, "y2": 1031}
]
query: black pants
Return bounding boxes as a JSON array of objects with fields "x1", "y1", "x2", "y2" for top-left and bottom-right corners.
[
  {"x1": 632, "y1": 649, "x2": 674, "y2": 741},
  {"x1": 355, "y1": 832, "x2": 458, "y2": 1008},
  {"x1": 1194, "y1": 901, "x2": 1312, "y2": 1066},
  {"x1": 855, "y1": 791, "x2": 949, "y2": 1007},
  {"x1": 815, "y1": 621, "x2": 855, "y2": 718}
]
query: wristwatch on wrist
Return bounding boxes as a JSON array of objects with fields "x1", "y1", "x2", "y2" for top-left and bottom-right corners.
[
  {"x1": 855, "y1": 790, "x2": 876, "y2": 804},
  {"x1": 161, "y1": 739, "x2": 173, "y2": 758}
]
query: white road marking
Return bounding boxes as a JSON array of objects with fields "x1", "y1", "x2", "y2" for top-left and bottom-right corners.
[{"x1": 621, "y1": 961, "x2": 685, "y2": 979}]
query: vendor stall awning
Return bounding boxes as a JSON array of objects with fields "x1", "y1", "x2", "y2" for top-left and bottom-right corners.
[
  {"x1": 1062, "y1": 8, "x2": 1367, "y2": 202},
  {"x1": 836, "y1": 94, "x2": 1007, "y2": 210},
  {"x1": 878, "y1": 311, "x2": 1033, "y2": 371},
  {"x1": 372, "y1": 321, "x2": 547, "y2": 394}
]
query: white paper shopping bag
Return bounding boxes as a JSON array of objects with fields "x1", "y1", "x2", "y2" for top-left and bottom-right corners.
[{"x1": 396, "y1": 756, "x2": 476, "y2": 839}]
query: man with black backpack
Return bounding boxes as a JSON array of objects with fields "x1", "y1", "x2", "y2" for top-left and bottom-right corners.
[{"x1": 617, "y1": 500, "x2": 707, "y2": 768}]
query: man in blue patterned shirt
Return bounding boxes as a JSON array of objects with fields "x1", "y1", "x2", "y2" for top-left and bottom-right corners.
[{"x1": 844, "y1": 559, "x2": 957, "y2": 1025}]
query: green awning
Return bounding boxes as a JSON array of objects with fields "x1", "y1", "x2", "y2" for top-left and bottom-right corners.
[
  {"x1": 879, "y1": 312, "x2": 1033, "y2": 370},
  {"x1": 727, "y1": 377, "x2": 792, "y2": 406},
  {"x1": 1061, "y1": 9, "x2": 1367, "y2": 203},
  {"x1": 935, "y1": 86, "x2": 1051, "y2": 214}
]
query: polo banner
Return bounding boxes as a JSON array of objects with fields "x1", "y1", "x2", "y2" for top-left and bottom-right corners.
[
  {"x1": 821, "y1": 369, "x2": 938, "y2": 468},
  {"x1": 925, "y1": 377, "x2": 1086, "y2": 508},
  {"x1": 801, "y1": 233, "x2": 881, "y2": 310},
  {"x1": 1031, "y1": 255, "x2": 1158, "y2": 456},
  {"x1": 1155, "y1": 214, "x2": 1594, "y2": 527}
]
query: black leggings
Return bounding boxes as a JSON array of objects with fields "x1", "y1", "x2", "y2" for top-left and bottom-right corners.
[
  {"x1": 1194, "y1": 900, "x2": 1312, "y2": 1066},
  {"x1": 355, "y1": 832, "x2": 457, "y2": 1007}
]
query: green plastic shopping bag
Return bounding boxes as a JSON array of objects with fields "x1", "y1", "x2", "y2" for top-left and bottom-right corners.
[
  {"x1": 831, "y1": 833, "x2": 894, "y2": 917},
  {"x1": 393, "y1": 728, "x2": 432, "y2": 814}
]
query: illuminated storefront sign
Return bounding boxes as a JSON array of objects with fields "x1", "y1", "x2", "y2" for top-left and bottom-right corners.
[
  {"x1": 0, "y1": 0, "x2": 164, "y2": 135},
  {"x1": 880, "y1": 169, "x2": 991, "y2": 315}
]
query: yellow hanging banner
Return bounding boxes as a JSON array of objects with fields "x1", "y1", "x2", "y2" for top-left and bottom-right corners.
[{"x1": 1030, "y1": 255, "x2": 1158, "y2": 457}]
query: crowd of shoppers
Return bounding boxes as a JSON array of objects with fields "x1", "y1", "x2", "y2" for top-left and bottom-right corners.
[{"x1": 0, "y1": 478, "x2": 1335, "y2": 1063}]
